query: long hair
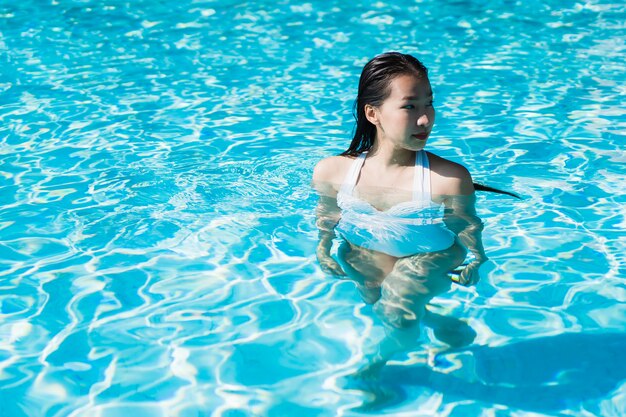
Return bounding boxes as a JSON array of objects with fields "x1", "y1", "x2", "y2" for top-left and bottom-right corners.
[{"x1": 341, "y1": 52, "x2": 428, "y2": 156}]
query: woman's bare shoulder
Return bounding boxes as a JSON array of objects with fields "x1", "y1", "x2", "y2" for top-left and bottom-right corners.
[
  {"x1": 313, "y1": 155, "x2": 354, "y2": 183},
  {"x1": 427, "y1": 152, "x2": 470, "y2": 176},
  {"x1": 427, "y1": 152, "x2": 474, "y2": 195},
  {"x1": 312, "y1": 155, "x2": 355, "y2": 196}
]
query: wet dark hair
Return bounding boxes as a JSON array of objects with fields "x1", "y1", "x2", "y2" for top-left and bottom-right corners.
[{"x1": 341, "y1": 52, "x2": 428, "y2": 156}]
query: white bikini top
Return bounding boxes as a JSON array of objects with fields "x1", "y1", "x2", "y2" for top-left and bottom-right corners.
[{"x1": 335, "y1": 150, "x2": 455, "y2": 257}]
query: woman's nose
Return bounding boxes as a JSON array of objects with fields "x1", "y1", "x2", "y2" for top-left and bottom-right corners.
[{"x1": 417, "y1": 114, "x2": 430, "y2": 127}]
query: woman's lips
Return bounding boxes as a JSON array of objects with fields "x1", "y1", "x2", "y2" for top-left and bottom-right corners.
[{"x1": 412, "y1": 133, "x2": 429, "y2": 140}]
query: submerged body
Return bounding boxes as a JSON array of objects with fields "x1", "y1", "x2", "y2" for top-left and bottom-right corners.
[
  {"x1": 312, "y1": 52, "x2": 487, "y2": 376},
  {"x1": 314, "y1": 71, "x2": 484, "y2": 288}
]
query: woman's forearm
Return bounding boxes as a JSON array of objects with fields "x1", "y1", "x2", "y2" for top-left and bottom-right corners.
[
  {"x1": 317, "y1": 229, "x2": 335, "y2": 255},
  {"x1": 313, "y1": 193, "x2": 346, "y2": 275},
  {"x1": 456, "y1": 218, "x2": 488, "y2": 263},
  {"x1": 444, "y1": 195, "x2": 487, "y2": 263}
]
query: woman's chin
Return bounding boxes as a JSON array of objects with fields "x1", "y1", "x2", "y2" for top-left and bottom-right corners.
[{"x1": 409, "y1": 140, "x2": 427, "y2": 151}]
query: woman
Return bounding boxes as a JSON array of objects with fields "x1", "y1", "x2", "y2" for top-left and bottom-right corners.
[{"x1": 312, "y1": 52, "x2": 486, "y2": 374}]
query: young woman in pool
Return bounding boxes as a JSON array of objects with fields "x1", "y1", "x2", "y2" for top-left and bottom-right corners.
[{"x1": 312, "y1": 52, "x2": 487, "y2": 374}]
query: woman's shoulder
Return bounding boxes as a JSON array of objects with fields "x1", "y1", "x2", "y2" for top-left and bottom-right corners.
[
  {"x1": 427, "y1": 152, "x2": 470, "y2": 176},
  {"x1": 427, "y1": 152, "x2": 474, "y2": 195},
  {"x1": 312, "y1": 154, "x2": 356, "y2": 197},
  {"x1": 313, "y1": 154, "x2": 355, "y2": 184}
]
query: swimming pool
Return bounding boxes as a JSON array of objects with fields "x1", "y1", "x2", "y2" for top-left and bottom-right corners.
[{"x1": 1, "y1": 0, "x2": 625, "y2": 415}]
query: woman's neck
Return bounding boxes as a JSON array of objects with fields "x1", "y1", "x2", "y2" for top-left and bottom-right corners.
[{"x1": 368, "y1": 139, "x2": 417, "y2": 168}]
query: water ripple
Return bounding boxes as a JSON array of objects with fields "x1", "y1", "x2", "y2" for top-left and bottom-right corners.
[{"x1": 1, "y1": 0, "x2": 625, "y2": 415}]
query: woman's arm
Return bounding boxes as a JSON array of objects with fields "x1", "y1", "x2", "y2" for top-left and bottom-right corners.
[
  {"x1": 434, "y1": 160, "x2": 487, "y2": 285},
  {"x1": 444, "y1": 193, "x2": 487, "y2": 285},
  {"x1": 312, "y1": 158, "x2": 346, "y2": 276},
  {"x1": 314, "y1": 193, "x2": 345, "y2": 276}
]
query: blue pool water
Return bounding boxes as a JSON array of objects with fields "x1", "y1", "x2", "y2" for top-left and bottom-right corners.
[{"x1": 1, "y1": 0, "x2": 625, "y2": 416}]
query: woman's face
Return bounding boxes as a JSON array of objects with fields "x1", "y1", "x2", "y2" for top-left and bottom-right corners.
[{"x1": 372, "y1": 74, "x2": 435, "y2": 151}]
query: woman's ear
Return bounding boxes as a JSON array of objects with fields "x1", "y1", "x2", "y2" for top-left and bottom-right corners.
[{"x1": 364, "y1": 104, "x2": 378, "y2": 125}]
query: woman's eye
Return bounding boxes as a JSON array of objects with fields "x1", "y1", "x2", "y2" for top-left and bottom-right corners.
[{"x1": 403, "y1": 101, "x2": 434, "y2": 109}]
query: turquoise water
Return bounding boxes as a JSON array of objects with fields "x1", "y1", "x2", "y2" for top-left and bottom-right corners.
[{"x1": 1, "y1": 0, "x2": 625, "y2": 415}]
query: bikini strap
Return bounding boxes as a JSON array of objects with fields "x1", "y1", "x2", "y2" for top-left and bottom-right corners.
[
  {"x1": 340, "y1": 152, "x2": 367, "y2": 193},
  {"x1": 413, "y1": 150, "x2": 431, "y2": 202}
]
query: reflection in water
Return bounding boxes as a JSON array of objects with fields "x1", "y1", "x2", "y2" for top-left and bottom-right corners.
[{"x1": 314, "y1": 180, "x2": 488, "y2": 387}]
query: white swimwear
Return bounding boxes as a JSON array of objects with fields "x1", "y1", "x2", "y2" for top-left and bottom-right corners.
[{"x1": 334, "y1": 150, "x2": 456, "y2": 257}]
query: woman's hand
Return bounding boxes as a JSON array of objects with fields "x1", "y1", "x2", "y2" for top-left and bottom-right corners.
[
  {"x1": 451, "y1": 260, "x2": 484, "y2": 286},
  {"x1": 316, "y1": 246, "x2": 346, "y2": 276}
]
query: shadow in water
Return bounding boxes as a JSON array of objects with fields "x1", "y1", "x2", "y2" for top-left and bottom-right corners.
[{"x1": 372, "y1": 332, "x2": 626, "y2": 412}]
